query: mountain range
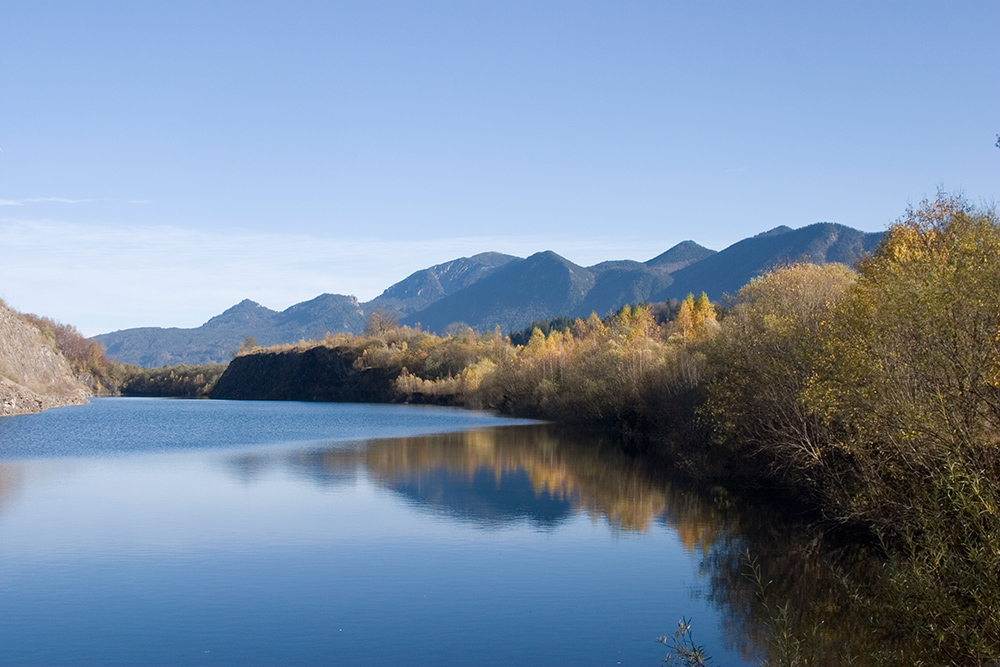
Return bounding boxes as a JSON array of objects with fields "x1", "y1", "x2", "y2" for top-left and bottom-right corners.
[{"x1": 96, "y1": 222, "x2": 883, "y2": 366}]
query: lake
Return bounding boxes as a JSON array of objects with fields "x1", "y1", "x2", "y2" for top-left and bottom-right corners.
[{"x1": 0, "y1": 398, "x2": 851, "y2": 666}]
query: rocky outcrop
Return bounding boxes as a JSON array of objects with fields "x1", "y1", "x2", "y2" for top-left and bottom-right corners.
[
  {"x1": 0, "y1": 302, "x2": 90, "y2": 417},
  {"x1": 210, "y1": 346, "x2": 398, "y2": 403}
]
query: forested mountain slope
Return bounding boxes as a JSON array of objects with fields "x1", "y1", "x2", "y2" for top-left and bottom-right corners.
[
  {"x1": 645, "y1": 240, "x2": 717, "y2": 272},
  {"x1": 363, "y1": 252, "x2": 519, "y2": 318},
  {"x1": 657, "y1": 222, "x2": 883, "y2": 301},
  {"x1": 402, "y1": 251, "x2": 598, "y2": 333}
]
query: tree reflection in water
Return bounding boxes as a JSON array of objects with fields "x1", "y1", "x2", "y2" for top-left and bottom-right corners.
[{"x1": 223, "y1": 424, "x2": 948, "y2": 666}]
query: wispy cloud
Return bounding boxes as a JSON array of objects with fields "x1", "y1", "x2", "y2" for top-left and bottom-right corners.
[
  {"x1": 20, "y1": 197, "x2": 91, "y2": 204},
  {"x1": 0, "y1": 196, "x2": 150, "y2": 206},
  {"x1": 0, "y1": 197, "x2": 89, "y2": 206}
]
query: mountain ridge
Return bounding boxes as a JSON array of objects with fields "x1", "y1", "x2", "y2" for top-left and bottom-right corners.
[
  {"x1": 95, "y1": 222, "x2": 884, "y2": 366},
  {"x1": 656, "y1": 222, "x2": 882, "y2": 302}
]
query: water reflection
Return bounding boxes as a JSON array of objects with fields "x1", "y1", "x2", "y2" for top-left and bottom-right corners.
[
  {"x1": 0, "y1": 415, "x2": 932, "y2": 665},
  {"x1": 270, "y1": 425, "x2": 758, "y2": 547},
  {"x1": 237, "y1": 424, "x2": 930, "y2": 666},
  {"x1": 229, "y1": 425, "x2": 685, "y2": 532},
  {"x1": 0, "y1": 463, "x2": 24, "y2": 514}
]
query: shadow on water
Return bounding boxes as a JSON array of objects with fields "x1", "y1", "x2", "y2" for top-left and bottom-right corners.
[{"x1": 221, "y1": 423, "x2": 931, "y2": 665}]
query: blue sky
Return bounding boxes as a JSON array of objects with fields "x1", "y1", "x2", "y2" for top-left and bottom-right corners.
[{"x1": 1, "y1": 1, "x2": 997, "y2": 335}]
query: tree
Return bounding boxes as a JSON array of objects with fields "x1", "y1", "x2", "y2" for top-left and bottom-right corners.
[
  {"x1": 365, "y1": 309, "x2": 399, "y2": 337},
  {"x1": 706, "y1": 262, "x2": 857, "y2": 491},
  {"x1": 672, "y1": 294, "x2": 697, "y2": 343},
  {"x1": 807, "y1": 193, "x2": 1000, "y2": 657},
  {"x1": 813, "y1": 194, "x2": 1000, "y2": 524},
  {"x1": 693, "y1": 293, "x2": 719, "y2": 340}
]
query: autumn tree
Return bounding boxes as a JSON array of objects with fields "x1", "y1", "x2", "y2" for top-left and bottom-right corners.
[
  {"x1": 706, "y1": 262, "x2": 857, "y2": 491},
  {"x1": 365, "y1": 309, "x2": 399, "y2": 338},
  {"x1": 692, "y1": 292, "x2": 718, "y2": 340},
  {"x1": 670, "y1": 293, "x2": 718, "y2": 343},
  {"x1": 808, "y1": 193, "x2": 1000, "y2": 657},
  {"x1": 814, "y1": 194, "x2": 1000, "y2": 509},
  {"x1": 672, "y1": 294, "x2": 697, "y2": 343}
]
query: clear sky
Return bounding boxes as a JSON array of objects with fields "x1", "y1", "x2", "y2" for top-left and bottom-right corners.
[{"x1": 1, "y1": 1, "x2": 997, "y2": 336}]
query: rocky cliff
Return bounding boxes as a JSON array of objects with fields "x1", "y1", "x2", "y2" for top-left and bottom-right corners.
[
  {"x1": 210, "y1": 346, "x2": 398, "y2": 403},
  {"x1": 0, "y1": 301, "x2": 90, "y2": 417}
]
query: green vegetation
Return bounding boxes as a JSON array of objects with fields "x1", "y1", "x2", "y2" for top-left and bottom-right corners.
[
  {"x1": 228, "y1": 193, "x2": 1000, "y2": 663},
  {"x1": 118, "y1": 363, "x2": 228, "y2": 398},
  {"x1": 507, "y1": 315, "x2": 575, "y2": 346}
]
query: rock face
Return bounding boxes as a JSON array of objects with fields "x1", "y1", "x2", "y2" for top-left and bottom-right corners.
[
  {"x1": 0, "y1": 302, "x2": 90, "y2": 417},
  {"x1": 211, "y1": 347, "x2": 397, "y2": 403}
]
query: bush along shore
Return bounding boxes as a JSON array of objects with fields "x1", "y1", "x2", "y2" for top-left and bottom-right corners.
[{"x1": 211, "y1": 194, "x2": 1000, "y2": 664}]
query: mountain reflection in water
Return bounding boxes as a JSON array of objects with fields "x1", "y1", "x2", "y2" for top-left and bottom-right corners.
[
  {"x1": 224, "y1": 425, "x2": 700, "y2": 536},
  {"x1": 222, "y1": 424, "x2": 929, "y2": 666},
  {"x1": 0, "y1": 401, "x2": 943, "y2": 666}
]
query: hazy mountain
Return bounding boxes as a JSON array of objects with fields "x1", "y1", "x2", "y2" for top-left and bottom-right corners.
[
  {"x1": 364, "y1": 252, "x2": 519, "y2": 318},
  {"x1": 272, "y1": 294, "x2": 368, "y2": 338},
  {"x1": 403, "y1": 251, "x2": 598, "y2": 333},
  {"x1": 96, "y1": 294, "x2": 365, "y2": 367},
  {"x1": 572, "y1": 260, "x2": 673, "y2": 320},
  {"x1": 95, "y1": 223, "x2": 884, "y2": 366},
  {"x1": 201, "y1": 299, "x2": 278, "y2": 329},
  {"x1": 657, "y1": 222, "x2": 883, "y2": 302},
  {"x1": 645, "y1": 240, "x2": 717, "y2": 273},
  {"x1": 400, "y1": 226, "x2": 880, "y2": 332}
]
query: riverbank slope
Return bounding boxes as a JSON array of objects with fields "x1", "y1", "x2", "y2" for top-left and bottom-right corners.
[{"x1": 0, "y1": 301, "x2": 90, "y2": 416}]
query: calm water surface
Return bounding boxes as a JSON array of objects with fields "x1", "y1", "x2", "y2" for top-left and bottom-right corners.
[{"x1": 0, "y1": 398, "x2": 810, "y2": 666}]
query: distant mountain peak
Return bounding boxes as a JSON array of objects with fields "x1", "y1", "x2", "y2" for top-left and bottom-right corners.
[
  {"x1": 364, "y1": 252, "x2": 520, "y2": 318},
  {"x1": 294, "y1": 293, "x2": 360, "y2": 307},
  {"x1": 468, "y1": 251, "x2": 518, "y2": 264},
  {"x1": 231, "y1": 298, "x2": 264, "y2": 310},
  {"x1": 656, "y1": 222, "x2": 883, "y2": 303},
  {"x1": 645, "y1": 241, "x2": 717, "y2": 273},
  {"x1": 755, "y1": 225, "x2": 794, "y2": 238},
  {"x1": 202, "y1": 300, "x2": 277, "y2": 328}
]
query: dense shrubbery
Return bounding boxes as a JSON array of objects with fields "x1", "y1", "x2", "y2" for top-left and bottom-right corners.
[
  {"x1": 709, "y1": 194, "x2": 1000, "y2": 662},
  {"x1": 119, "y1": 364, "x2": 228, "y2": 398}
]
